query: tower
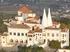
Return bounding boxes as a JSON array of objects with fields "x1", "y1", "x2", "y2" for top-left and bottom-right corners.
[
  {"x1": 42, "y1": 8, "x2": 48, "y2": 28},
  {"x1": 47, "y1": 8, "x2": 52, "y2": 27}
]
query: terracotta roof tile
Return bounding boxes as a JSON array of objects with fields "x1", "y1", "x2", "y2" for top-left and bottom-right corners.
[
  {"x1": 34, "y1": 16, "x2": 40, "y2": 20},
  {"x1": 34, "y1": 27, "x2": 42, "y2": 32},
  {"x1": 61, "y1": 28, "x2": 68, "y2": 32},
  {"x1": 28, "y1": 30, "x2": 34, "y2": 33},
  {"x1": 53, "y1": 21, "x2": 59, "y2": 25},
  {"x1": 8, "y1": 23, "x2": 30, "y2": 29},
  {"x1": 18, "y1": 5, "x2": 32, "y2": 13},
  {"x1": 25, "y1": 20, "x2": 39, "y2": 24},
  {"x1": 45, "y1": 27, "x2": 60, "y2": 30}
]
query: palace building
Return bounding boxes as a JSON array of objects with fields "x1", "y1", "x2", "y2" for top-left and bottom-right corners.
[{"x1": 1, "y1": 5, "x2": 69, "y2": 48}]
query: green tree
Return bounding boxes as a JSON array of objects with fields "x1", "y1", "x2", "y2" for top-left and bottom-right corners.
[
  {"x1": 49, "y1": 40, "x2": 61, "y2": 49},
  {"x1": 0, "y1": 48, "x2": 6, "y2": 52},
  {"x1": 17, "y1": 45, "x2": 45, "y2": 52}
]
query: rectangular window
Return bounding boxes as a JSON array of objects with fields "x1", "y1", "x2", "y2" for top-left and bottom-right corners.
[
  {"x1": 57, "y1": 34, "x2": 59, "y2": 36},
  {"x1": 18, "y1": 33, "x2": 20, "y2": 36},
  {"x1": 52, "y1": 33, "x2": 54, "y2": 37},
  {"x1": 29, "y1": 38, "x2": 31, "y2": 41},
  {"x1": 47, "y1": 33, "x2": 49, "y2": 36},
  {"x1": 21, "y1": 33, "x2": 24, "y2": 36},
  {"x1": 28, "y1": 35, "x2": 32, "y2": 37},
  {"x1": 25, "y1": 33, "x2": 27, "y2": 36},
  {"x1": 40, "y1": 34, "x2": 41, "y2": 36},
  {"x1": 14, "y1": 33, "x2": 16, "y2": 35},
  {"x1": 62, "y1": 34, "x2": 64, "y2": 37},
  {"x1": 10, "y1": 32, "x2": 12, "y2": 35}
]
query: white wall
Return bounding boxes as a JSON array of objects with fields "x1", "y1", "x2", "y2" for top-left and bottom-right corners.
[
  {"x1": 60, "y1": 30, "x2": 69, "y2": 48},
  {"x1": 45, "y1": 29, "x2": 61, "y2": 41},
  {"x1": 7, "y1": 27, "x2": 29, "y2": 44}
]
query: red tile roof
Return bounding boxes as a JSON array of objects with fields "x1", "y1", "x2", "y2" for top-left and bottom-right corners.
[
  {"x1": 18, "y1": 5, "x2": 32, "y2": 13},
  {"x1": 25, "y1": 20, "x2": 39, "y2": 24},
  {"x1": 61, "y1": 28, "x2": 68, "y2": 32},
  {"x1": 34, "y1": 27, "x2": 42, "y2": 32},
  {"x1": 8, "y1": 23, "x2": 30, "y2": 29},
  {"x1": 28, "y1": 30, "x2": 34, "y2": 33}
]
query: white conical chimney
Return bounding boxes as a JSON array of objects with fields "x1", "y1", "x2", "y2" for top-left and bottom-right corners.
[
  {"x1": 42, "y1": 8, "x2": 48, "y2": 28},
  {"x1": 47, "y1": 8, "x2": 53, "y2": 27}
]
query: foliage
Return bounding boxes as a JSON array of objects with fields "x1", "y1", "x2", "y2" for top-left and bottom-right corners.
[
  {"x1": 0, "y1": 13, "x2": 17, "y2": 33},
  {"x1": 17, "y1": 45, "x2": 45, "y2": 52},
  {"x1": 60, "y1": 18, "x2": 70, "y2": 29},
  {"x1": 0, "y1": 18, "x2": 7, "y2": 33},
  {"x1": 49, "y1": 40, "x2": 61, "y2": 49},
  {"x1": 0, "y1": 48, "x2": 6, "y2": 52}
]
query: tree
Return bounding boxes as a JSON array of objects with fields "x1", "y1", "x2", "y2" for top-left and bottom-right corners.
[
  {"x1": 0, "y1": 48, "x2": 6, "y2": 52},
  {"x1": 49, "y1": 40, "x2": 61, "y2": 49},
  {"x1": 17, "y1": 45, "x2": 45, "y2": 52}
]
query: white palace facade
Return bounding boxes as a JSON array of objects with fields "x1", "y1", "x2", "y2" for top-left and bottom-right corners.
[{"x1": 1, "y1": 5, "x2": 69, "y2": 48}]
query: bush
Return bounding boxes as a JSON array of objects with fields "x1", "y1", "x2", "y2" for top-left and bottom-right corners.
[
  {"x1": 49, "y1": 40, "x2": 61, "y2": 49},
  {"x1": 0, "y1": 48, "x2": 6, "y2": 52},
  {"x1": 17, "y1": 45, "x2": 45, "y2": 52}
]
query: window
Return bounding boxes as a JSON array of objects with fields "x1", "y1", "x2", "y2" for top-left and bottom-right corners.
[
  {"x1": 38, "y1": 34, "x2": 39, "y2": 36},
  {"x1": 3, "y1": 37, "x2": 5, "y2": 39},
  {"x1": 36, "y1": 36, "x2": 37, "y2": 39},
  {"x1": 10, "y1": 32, "x2": 12, "y2": 35},
  {"x1": 64, "y1": 51, "x2": 66, "y2": 52},
  {"x1": 21, "y1": 33, "x2": 24, "y2": 36},
  {"x1": 47, "y1": 33, "x2": 49, "y2": 36},
  {"x1": 32, "y1": 26, "x2": 34, "y2": 30},
  {"x1": 3, "y1": 41, "x2": 5, "y2": 43},
  {"x1": 62, "y1": 34, "x2": 64, "y2": 37},
  {"x1": 52, "y1": 33, "x2": 54, "y2": 37},
  {"x1": 62, "y1": 40, "x2": 66, "y2": 44},
  {"x1": 15, "y1": 40, "x2": 18, "y2": 43},
  {"x1": 18, "y1": 33, "x2": 20, "y2": 36},
  {"x1": 20, "y1": 40, "x2": 23, "y2": 43},
  {"x1": 57, "y1": 34, "x2": 59, "y2": 36},
  {"x1": 65, "y1": 34, "x2": 66, "y2": 37},
  {"x1": 28, "y1": 35, "x2": 32, "y2": 37},
  {"x1": 29, "y1": 38, "x2": 31, "y2": 41},
  {"x1": 26, "y1": 40, "x2": 27, "y2": 43},
  {"x1": 44, "y1": 39, "x2": 46, "y2": 43},
  {"x1": 36, "y1": 34, "x2": 37, "y2": 35},
  {"x1": 14, "y1": 33, "x2": 16, "y2": 35},
  {"x1": 10, "y1": 39, "x2": 13, "y2": 42},
  {"x1": 33, "y1": 35, "x2": 35, "y2": 37},
  {"x1": 25, "y1": 33, "x2": 27, "y2": 36},
  {"x1": 40, "y1": 37, "x2": 41, "y2": 39}
]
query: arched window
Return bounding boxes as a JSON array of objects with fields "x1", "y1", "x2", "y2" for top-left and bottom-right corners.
[
  {"x1": 52, "y1": 33, "x2": 54, "y2": 37},
  {"x1": 15, "y1": 40, "x2": 18, "y2": 43},
  {"x1": 18, "y1": 33, "x2": 20, "y2": 36},
  {"x1": 62, "y1": 34, "x2": 65, "y2": 37},
  {"x1": 21, "y1": 33, "x2": 24, "y2": 36},
  {"x1": 32, "y1": 26, "x2": 34, "y2": 30},
  {"x1": 14, "y1": 33, "x2": 16, "y2": 35},
  {"x1": 25, "y1": 33, "x2": 27, "y2": 36},
  {"x1": 64, "y1": 51, "x2": 66, "y2": 52},
  {"x1": 47, "y1": 33, "x2": 49, "y2": 36},
  {"x1": 29, "y1": 38, "x2": 31, "y2": 41},
  {"x1": 26, "y1": 40, "x2": 28, "y2": 43},
  {"x1": 20, "y1": 40, "x2": 23, "y2": 43},
  {"x1": 57, "y1": 34, "x2": 59, "y2": 36},
  {"x1": 3, "y1": 41, "x2": 5, "y2": 43},
  {"x1": 10, "y1": 32, "x2": 12, "y2": 35},
  {"x1": 10, "y1": 39, "x2": 13, "y2": 42},
  {"x1": 44, "y1": 39, "x2": 46, "y2": 43}
]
